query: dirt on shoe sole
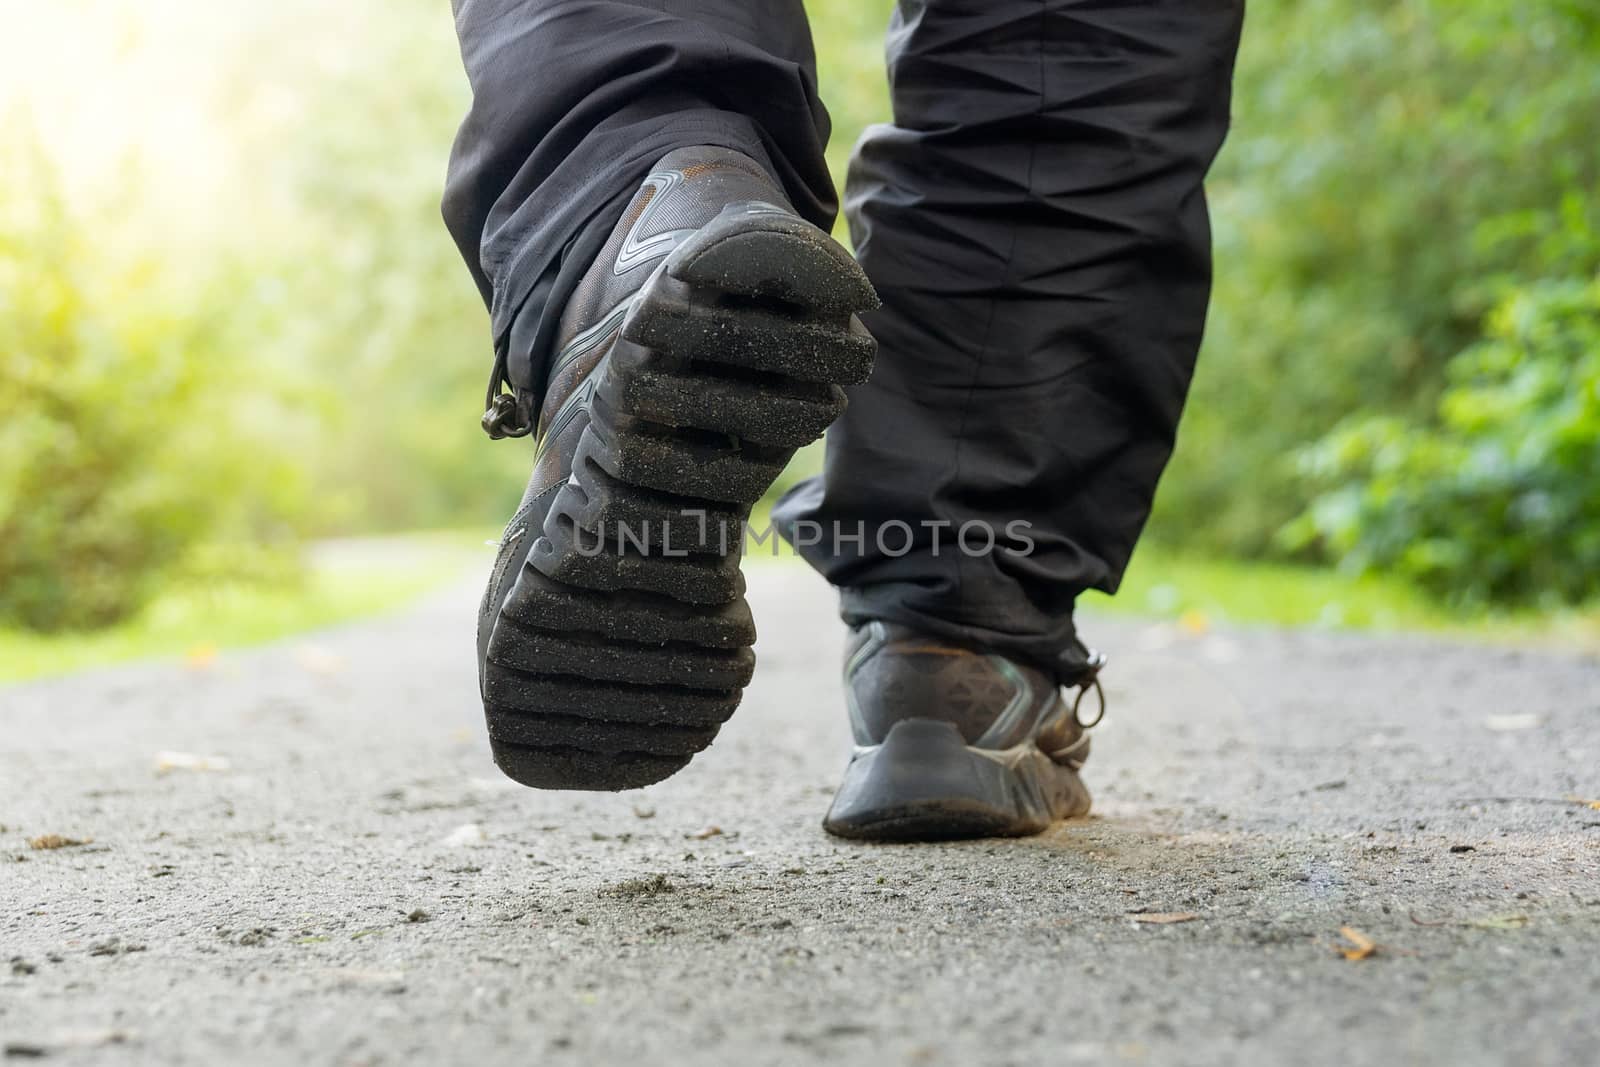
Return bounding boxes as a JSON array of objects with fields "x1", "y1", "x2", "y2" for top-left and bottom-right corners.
[{"x1": 483, "y1": 205, "x2": 878, "y2": 790}]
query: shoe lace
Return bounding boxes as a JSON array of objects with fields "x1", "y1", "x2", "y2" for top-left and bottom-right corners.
[
  {"x1": 1068, "y1": 649, "x2": 1108, "y2": 730},
  {"x1": 481, "y1": 344, "x2": 534, "y2": 440}
]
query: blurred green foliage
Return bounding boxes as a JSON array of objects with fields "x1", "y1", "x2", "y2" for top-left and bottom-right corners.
[
  {"x1": 1284, "y1": 276, "x2": 1600, "y2": 607},
  {"x1": 257, "y1": 8, "x2": 528, "y2": 532},
  {"x1": 3, "y1": 2, "x2": 515, "y2": 632},
  {"x1": 0, "y1": 145, "x2": 307, "y2": 630},
  {"x1": 1155, "y1": 0, "x2": 1600, "y2": 568},
  {"x1": 3, "y1": 0, "x2": 1597, "y2": 635}
]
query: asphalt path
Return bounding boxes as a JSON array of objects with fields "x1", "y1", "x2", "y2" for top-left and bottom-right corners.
[{"x1": 4, "y1": 564, "x2": 1597, "y2": 1065}]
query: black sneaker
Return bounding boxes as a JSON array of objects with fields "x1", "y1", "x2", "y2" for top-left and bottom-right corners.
[
  {"x1": 478, "y1": 146, "x2": 879, "y2": 791},
  {"x1": 823, "y1": 622, "x2": 1105, "y2": 841}
]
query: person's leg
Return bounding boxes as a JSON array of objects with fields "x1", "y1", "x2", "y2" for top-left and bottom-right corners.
[
  {"x1": 443, "y1": 0, "x2": 836, "y2": 424},
  {"x1": 776, "y1": 0, "x2": 1246, "y2": 681},
  {"x1": 448, "y1": 1, "x2": 882, "y2": 790}
]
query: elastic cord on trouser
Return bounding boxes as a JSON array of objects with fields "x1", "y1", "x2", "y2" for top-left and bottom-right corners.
[{"x1": 480, "y1": 180, "x2": 636, "y2": 440}]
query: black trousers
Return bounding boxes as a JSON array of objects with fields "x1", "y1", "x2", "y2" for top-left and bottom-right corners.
[{"x1": 445, "y1": 0, "x2": 1245, "y2": 679}]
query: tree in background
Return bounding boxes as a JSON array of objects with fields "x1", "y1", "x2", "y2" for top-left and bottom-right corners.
[
  {"x1": 0, "y1": 143, "x2": 308, "y2": 630},
  {"x1": 1153, "y1": 0, "x2": 1600, "y2": 586},
  {"x1": 6, "y1": 0, "x2": 1598, "y2": 632},
  {"x1": 1286, "y1": 269, "x2": 1600, "y2": 608}
]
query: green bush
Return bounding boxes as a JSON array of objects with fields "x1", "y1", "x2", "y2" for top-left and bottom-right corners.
[
  {"x1": 0, "y1": 151, "x2": 307, "y2": 631},
  {"x1": 1151, "y1": 0, "x2": 1600, "y2": 557},
  {"x1": 1282, "y1": 276, "x2": 1600, "y2": 607}
]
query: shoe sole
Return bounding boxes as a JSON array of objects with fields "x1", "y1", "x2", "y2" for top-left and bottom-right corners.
[
  {"x1": 484, "y1": 204, "x2": 879, "y2": 790},
  {"x1": 821, "y1": 719, "x2": 1092, "y2": 841}
]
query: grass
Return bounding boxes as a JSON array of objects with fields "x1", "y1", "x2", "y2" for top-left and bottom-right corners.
[
  {"x1": 747, "y1": 495, "x2": 1596, "y2": 645},
  {"x1": 1083, "y1": 544, "x2": 1599, "y2": 647},
  {"x1": 5, "y1": 530, "x2": 1591, "y2": 687},
  {"x1": 1086, "y1": 545, "x2": 1454, "y2": 630},
  {"x1": 0, "y1": 531, "x2": 483, "y2": 686}
]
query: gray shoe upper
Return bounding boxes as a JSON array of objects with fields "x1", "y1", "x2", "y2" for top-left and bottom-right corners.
[
  {"x1": 843, "y1": 621, "x2": 1095, "y2": 769},
  {"x1": 530, "y1": 147, "x2": 791, "y2": 499}
]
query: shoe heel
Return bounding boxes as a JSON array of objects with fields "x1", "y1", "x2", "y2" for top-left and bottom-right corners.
[{"x1": 823, "y1": 719, "x2": 1087, "y2": 841}]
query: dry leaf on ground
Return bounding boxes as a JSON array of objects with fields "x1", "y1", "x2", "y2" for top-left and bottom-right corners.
[
  {"x1": 1335, "y1": 925, "x2": 1378, "y2": 960},
  {"x1": 184, "y1": 643, "x2": 219, "y2": 669},
  {"x1": 154, "y1": 751, "x2": 231, "y2": 774},
  {"x1": 295, "y1": 645, "x2": 345, "y2": 675},
  {"x1": 1129, "y1": 912, "x2": 1200, "y2": 925},
  {"x1": 28, "y1": 834, "x2": 92, "y2": 850}
]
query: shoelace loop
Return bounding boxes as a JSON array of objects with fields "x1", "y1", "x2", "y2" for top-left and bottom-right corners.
[
  {"x1": 1070, "y1": 650, "x2": 1108, "y2": 730},
  {"x1": 482, "y1": 392, "x2": 533, "y2": 439},
  {"x1": 481, "y1": 346, "x2": 534, "y2": 440}
]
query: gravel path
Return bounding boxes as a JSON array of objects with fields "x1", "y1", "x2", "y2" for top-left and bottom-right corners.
[{"x1": 3, "y1": 565, "x2": 1597, "y2": 1065}]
